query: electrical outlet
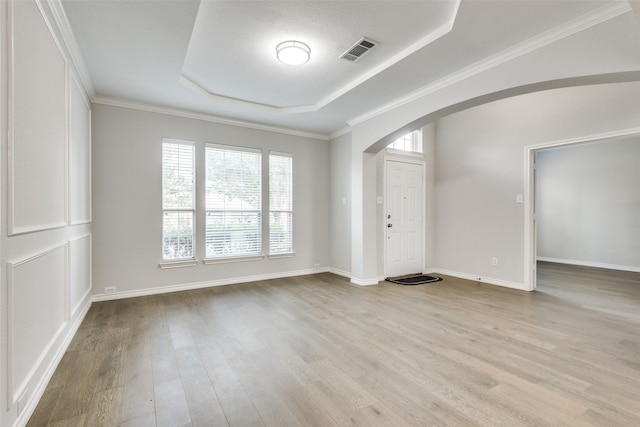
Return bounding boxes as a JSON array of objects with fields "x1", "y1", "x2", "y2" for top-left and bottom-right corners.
[
  {"x1": 104, "y1": 286, "x2": 116, "y2": 294},
  {"x1": 492, "y1": 257, "x2": 498, "y2": 266},
  {"x1": 313, "y1": 263, "x2": 321, "y2": 268}
]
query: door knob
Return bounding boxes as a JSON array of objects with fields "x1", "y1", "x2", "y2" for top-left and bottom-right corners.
[{"x1": 387, "y1": 223, "x2": 393, "y2": 228}]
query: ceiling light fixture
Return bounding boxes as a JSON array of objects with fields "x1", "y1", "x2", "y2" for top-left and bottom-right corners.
[{"x1": 276, "y1": 40, "x2": 310, "y2": 65}]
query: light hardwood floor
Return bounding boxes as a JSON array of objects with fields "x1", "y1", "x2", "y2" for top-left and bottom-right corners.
[{"x1": 28, "y1": 262, "x2": 640, "y2": 426}]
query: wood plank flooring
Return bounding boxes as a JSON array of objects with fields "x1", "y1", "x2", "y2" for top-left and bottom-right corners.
[{"x1": 28, "y1": 262, "x2": 640, "y2": 426}]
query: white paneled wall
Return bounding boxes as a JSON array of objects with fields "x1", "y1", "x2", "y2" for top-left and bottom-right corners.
[
  {"x1": 1, "y1": 1, "x2": 93, "y2": 427},
  {"x1": 8, "y1": 0, "x2": 67, "y2": 235},
  {"x1": 69, "y1": 76, "x2": 92, "y2": 225},
  {"x1": 7, "y1": 245, "x2": 67, "y2": 407},
  {"x1": 69, "y1": 235, "x2": 92, "y2": 317}
]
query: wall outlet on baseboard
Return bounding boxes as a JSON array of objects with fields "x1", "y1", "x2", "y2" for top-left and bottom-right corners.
[
  {"x1": 313, "y1": 264, "x2": 321, "y2": 268},
  {"x1": 104, "y1": 286, "x2": 116, "y2": 294},
  {"x1": 492, "y1": 257, "x2": 498, "y2": 266}
]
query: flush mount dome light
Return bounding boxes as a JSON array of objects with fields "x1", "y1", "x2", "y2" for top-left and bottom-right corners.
[{"x1": 276, "y1": 40, "x2": 310, "y2": 65}]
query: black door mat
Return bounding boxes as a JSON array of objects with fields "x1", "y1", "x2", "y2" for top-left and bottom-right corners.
[{"x1": 386, "y1": 274, "x2": 442, "y2": 285}]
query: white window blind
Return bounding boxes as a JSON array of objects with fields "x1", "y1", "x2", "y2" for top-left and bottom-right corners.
[
  {"x1": 162, "y1": 140, "x2": 195, "y2": 260},
  {"x1": 205, "y1": 145, "x2": 262, "y2": 258},
  {"x1": 269, "y1": 153, "x2": 293, "y2": 254}
]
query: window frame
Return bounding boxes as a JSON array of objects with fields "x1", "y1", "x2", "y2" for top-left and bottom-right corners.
[
  {"x1": 160, "y1": 139, "x2": 197, "y2": 266},
  {"x1": 268, "y1": 151, "x2": 294, "y2": 257},
  {"x1": 388, "y1": 129, "x2": 423, "y2": 154},
  {"x1": 159, "y1": 140, "x2": 296, "y2": 267},
  {"x1": 204, "y1": 143, "x2": 263, "y2": 262}
]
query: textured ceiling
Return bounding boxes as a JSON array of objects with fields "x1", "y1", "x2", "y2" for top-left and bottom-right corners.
[
  {"x1": 181, "y1": 1, "x2": 456, "y2": 109},
  {"x1": 61, "y1": 0, "x2": 640, "y2": 136}
]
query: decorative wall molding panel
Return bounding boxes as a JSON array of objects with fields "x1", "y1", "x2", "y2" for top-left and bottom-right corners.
[
  {"x1": 69, "y1": 234, "x2": 92, "y2": 319},
  {"x1": 8, "y1": 0, "x2": 67, "y2": 235},
  {"x1": 7, "y1": 244, "x2": 68, "y2": 408},
  {"x1": 69, "y1": 72, "x2": 92, "y2": 225},
  {"x1": 2, "y1": 3, "x2": 93, "y2": 426}
]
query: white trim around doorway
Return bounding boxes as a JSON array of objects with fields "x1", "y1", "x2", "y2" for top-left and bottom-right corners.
[{"x1": 523, "y1": 126, "x2": 640, "y2": 291}]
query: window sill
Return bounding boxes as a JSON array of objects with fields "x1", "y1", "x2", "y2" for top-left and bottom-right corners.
[
  {"x1": 268, "y1": 252, "x2": 295, "y2": 259},
  {"x1": 203, "y1": 254, "x2": 265, "y2": 265},
  {"x1": 159, "y1": 259, "x2": 198, "y2": 269}
]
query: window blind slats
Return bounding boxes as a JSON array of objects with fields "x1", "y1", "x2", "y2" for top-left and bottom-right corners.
[
  {"x1": 162, "y1": 141, "x2": 195, "y2": 260},
  {"x1": 269, "y1": 154, "x2": 293, "y2": 254},
  {"x1": 205, "y1": 212, "x2": 261, "y2": 257},
  {"x1": 163, "y1": 211, "x2": 194, "y2": 259},
  {"x1": 163, "y1": 142, "x2": 195, "y2": 209},
  {"x1": 206, "y1": 145, "x2": 262, "y2": 258}
]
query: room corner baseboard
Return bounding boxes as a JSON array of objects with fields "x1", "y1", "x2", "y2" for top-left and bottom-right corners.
[
  {"x1": 431, "y1": 268, "x2": 528, "y2": 291},
  {"x1": 328, "y1": 267, "x2": 351, "y2": 279},
  {"x1": 537, "y1": 257, "x2": 640, "y2": 273}
]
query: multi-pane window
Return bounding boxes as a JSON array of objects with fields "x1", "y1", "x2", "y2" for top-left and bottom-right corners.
[
  {"x1": 388, "y1": 129, "x2": 422, "y2": 153},
  {"x1": 269, "y1": 153, "x2": 293, "y2": 254},
  {"x1": 162, "y1": 140, "x2": 195, "y2": 260},
  {"x1": 161, "y1": 140, "x2": 294, "y2": 263},
  {"x1": 205, "y1": 145, "x2": 262, "y2": 258}
]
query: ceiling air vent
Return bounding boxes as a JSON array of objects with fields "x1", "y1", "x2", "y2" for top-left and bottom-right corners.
[{"x1": 340, "y1": 37, "x2": 377, "y2": 62}]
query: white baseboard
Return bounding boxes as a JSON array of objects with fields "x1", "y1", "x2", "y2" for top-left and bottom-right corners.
[
  {"x1": 349, "y1": 276, "x2": 382, "y2": 286},
  {"x1": 92, "y1": 267, "x2": 331, "y2": 301},
  {"x1": 14, "y1": 297, "x2": 92, "y2": 427},
  {"x1": 328, "y1": 267, "x2": 351, "y2": 279},
  {"x1": 429, "y1": 268, "x2": 528, "y2": 291},
  {"x1": 329, "y1": 268, "x2": 388, "y2": 286},
  {"x1": 537, "y1": 257, "x2": 640, "y2": 273}
]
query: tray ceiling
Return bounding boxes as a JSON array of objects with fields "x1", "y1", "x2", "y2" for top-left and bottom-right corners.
[{"x1": 61, "y1": 0, "x2": 638, "y2": 136}]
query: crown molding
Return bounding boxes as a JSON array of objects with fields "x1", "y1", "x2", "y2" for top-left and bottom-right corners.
[
  {"x1": 348, "y1": 1, "x2": 633, "y2": 127},
  {"x1": 329, "y1": 126, "x2": 352, "y2": 140},
  {"x1": 91, "y1": 96, "x2": 330, "y2": 141},
  {"x1": 46, "y1": 0, "x2": 96, "y2": 98}
]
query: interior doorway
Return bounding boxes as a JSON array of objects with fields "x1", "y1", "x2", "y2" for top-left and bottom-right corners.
[
  {"x1": 524, "y1": 127, "x2": 640, "y2": 291},
  {"x1": 384, "y1": 159, "x2": 425, "y2": 278}
]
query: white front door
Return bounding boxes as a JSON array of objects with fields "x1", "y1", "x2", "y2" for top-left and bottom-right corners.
[{"x1": 385, "y1": 160, "x2": 424, "y2": 278}]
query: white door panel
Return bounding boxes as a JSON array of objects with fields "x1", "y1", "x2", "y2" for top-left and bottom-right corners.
[{"x1": 385, "y1": 160, "x2": 424, "y2": 277}]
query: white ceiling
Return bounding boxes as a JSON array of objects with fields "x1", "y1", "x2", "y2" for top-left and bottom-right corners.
[{"x1": 61, "y1": 0, "x2": 640, "y2": 137}]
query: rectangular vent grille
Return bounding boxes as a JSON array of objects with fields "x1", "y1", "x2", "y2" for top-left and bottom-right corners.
[{"x1": 340, "y1": 37, "x2": 377, "y2": 62}]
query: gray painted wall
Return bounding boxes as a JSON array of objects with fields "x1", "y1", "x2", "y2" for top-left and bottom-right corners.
[
  {"x1": 331, "y1": 82, "x2": 640, "y2": 287},
  {"x1": 536, "y1": 137, "x2": 640, "y2": 271},
  {"x1": 433, "y1": 82, "x2": 640, "y2": 287},
  {"x1": 329, "y1": 133, "x2": 352, "y2": 276},
  {"x1": 91, "y1": 104, "x2": 330, "y2": 297}
]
